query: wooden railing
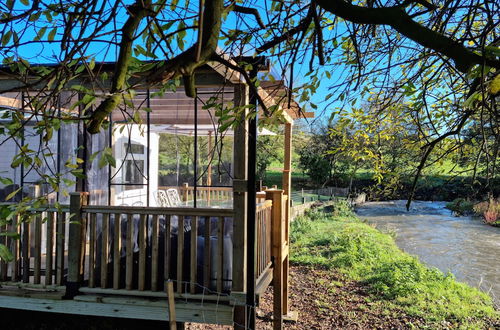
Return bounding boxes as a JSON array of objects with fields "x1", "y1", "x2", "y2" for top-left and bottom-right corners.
[
  {"x1": 0, "y1": 188, "x2": 289, "y2": 318},
  {"x1": 159, "y1": 184, "x2": 232, "y2": 205},
  {"x1": 81, "y1": 205, "x2": 234, "y2": 295},
  {"x1": 0, "y1": 205, "x2": 70, "y2": 287},
  {"x1": 255, "y1": 200, "x2": 272, "y2": 283}
]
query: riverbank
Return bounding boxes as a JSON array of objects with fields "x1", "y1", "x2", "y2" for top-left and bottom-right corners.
[
  {"x1": 285, "y1": 204, "x2": 499, "y2": 329},
  {"x1": 189, "y1": 203, "x2": 499, "y2": 329}
]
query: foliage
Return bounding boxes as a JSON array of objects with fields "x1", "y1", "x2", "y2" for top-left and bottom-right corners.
[
  {"x1": 473, "y1": 198, "x2": 500, "y2": 226},
  {"x1": 445, "y1": 198, "x2": 475, "y2": 216},
  {"x1": 256, "y1": 135, "x2": 282, "y2": 181},
  {"x1": 0, "y1": 0, "x2": 499, "y2": 256},
  {"x1": 290, "y1": 208, "x2": 499, "y2": 327},
  {"x1": 297, "y1": 124, "x2": 352, "y2": 185},
  {"x1": 330, "y1": 199, "x2": 354, "y2": 218}
]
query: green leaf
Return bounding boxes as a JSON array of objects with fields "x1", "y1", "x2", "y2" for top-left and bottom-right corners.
[
  {"x1": 0, "y1": 244, "x2": 13, "y2": 262},
  {"x1": 5, "y1": 187, "x2": 21, "y2": 201},
  {"x1": 20, "y1": 0, "x2": 30, "y2": 6},
  {"x1": 47, "y1": 28, "x2": 57, "y2": 42},
  {"x1": 2, "y1": 31, "x2": 12, "y2": 46},
  {"x1": 34, "y1": 27, "x2": 47, "y2": 41},
  {"x1": 0, "y1": 177, "x2": 13, "y2": 185}
]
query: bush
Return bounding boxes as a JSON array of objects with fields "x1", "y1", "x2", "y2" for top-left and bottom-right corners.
[
  {"x1": 331, "y1": 200, "x2": 354, "y2": 217},
  {"x1": 474, "y1": 197, "x2": 500, "y2": 225},
  {"x1": 445, "y1": 198, "x2": 474, "y2": 215}
]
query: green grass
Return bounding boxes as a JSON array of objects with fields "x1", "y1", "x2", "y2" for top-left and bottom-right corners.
[
  {"x1": 291, "y1": 205, "x2": 499, "y2": 328},
  {"x1": 261, "y1": 169, "x2": 310, "y2": 190}
]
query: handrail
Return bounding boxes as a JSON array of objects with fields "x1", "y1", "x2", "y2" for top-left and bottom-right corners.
[
  {"x1": 82, "y1": 205, "x2": 233, "y2": 216},
  {"x1": 159, "y1": 186, "x2": 232, "y2": 191}
]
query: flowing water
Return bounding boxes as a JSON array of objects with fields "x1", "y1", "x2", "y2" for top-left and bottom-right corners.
[{"x1": 355, "y1": 200, "x2": 500, "y2": 305}]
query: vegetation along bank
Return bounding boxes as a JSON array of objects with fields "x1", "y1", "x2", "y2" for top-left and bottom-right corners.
[{"x1": 283, "y1": 203, "x2": 499, "y2": 329}]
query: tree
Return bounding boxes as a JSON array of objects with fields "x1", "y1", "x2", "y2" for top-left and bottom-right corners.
[
  {"x1": 0, "y1": 0, "x2": 499, "y2": 207},
  {"x1": 297, "y1": 124, "x2": 345, "y2": 185},
  {"x1": 256, "y1": 134, "x2": 282, "y2": 182}
]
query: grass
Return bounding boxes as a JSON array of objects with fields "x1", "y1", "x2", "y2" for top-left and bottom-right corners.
[{"x1": 290, "y1": 204, "x2": 499, "y2": 329}]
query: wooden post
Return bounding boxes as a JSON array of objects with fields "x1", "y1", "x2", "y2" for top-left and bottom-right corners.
[
  {"x1": 266, "y1": 189, "x2": 284, "y2": 329},
  {"x1": 182, "y1": 183, "x2": 189, "y2": 204},
  {"x1": 166, "y1": 280, "x2": 177, "y2": 330},
  {"x1": 207, "y1": 131, "x2": 213, "y2": 205},
  {"x1": 266, "y1": 188, "x2": 296, "y2": 328},
  {"x1": 66, "y1": 192, "x2": 88, "y2": 298},
  {"x1": 281, "y1": 123, "x2": 295, "y2": 320},
  {"x1": 232, "y1": 83, "x2": 249, "y2": 329}
]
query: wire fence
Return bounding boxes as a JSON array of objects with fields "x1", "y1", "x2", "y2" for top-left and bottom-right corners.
[{"x1": 289, "y1": 187, "x2": 350, "y2": 206}]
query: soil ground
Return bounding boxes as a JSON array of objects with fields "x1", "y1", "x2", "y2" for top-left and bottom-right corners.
[{"x1": 186, "y1": 265, "x2": 425, "y2": 329}]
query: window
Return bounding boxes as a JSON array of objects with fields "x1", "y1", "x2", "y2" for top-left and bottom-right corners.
[{"x1": 123, "y1": 159, "x2": 144, "y2": 184}]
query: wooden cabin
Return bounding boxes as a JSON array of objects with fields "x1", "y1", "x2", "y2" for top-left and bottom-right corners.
[{"x1": 0, "y1": 59, "x2": 313, "y2": 329}]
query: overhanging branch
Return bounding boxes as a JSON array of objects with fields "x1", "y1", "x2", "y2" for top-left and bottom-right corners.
[{"x1": 315, "y1": 0, "x2": 500, "y2": 73}]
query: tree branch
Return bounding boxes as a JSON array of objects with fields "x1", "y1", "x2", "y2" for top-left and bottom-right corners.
[
  {"x1": 315, "y1": 0, "x2": 500, "y2": 72},
  {"x1": 86, "y1": 0, "x2": 152, "y2": 134},
  {"x1": 230, "y1": 4, "x2": 266, "y2": 29},
  {"x1": 256, "y1": 5, "x2": 314, "y2": 54},
  {"x1": 87, "y1": 0, "x2": 224, "y2": 133}
]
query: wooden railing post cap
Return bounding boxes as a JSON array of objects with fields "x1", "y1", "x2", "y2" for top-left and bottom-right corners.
[
  {"x1": 265, "y1": 189, "x2": 283, "y2": 198},
  {"x1": 69, "y1": 191, "x2": 89, "y2": 198}
]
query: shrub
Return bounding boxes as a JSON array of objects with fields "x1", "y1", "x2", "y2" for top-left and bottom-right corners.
[
  {"x1": 445, "y1": 198, "x2": 474, "y2": 215},
  {"x1": 473, "y1": 197, "x2": 500, "y2": 225},
  {"x1": 331, "y1": 200, "x2": 354, "y2": 217}
]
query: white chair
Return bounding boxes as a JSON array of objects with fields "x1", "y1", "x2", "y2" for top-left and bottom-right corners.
[
  {"x1": 155, "y1": 190, "x2": 170, "y2": 207},
  {"x1": 166, "y1": 188, "x2": 182, "y2": 207}
]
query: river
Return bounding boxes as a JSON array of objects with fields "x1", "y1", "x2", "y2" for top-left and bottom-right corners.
[{"x1": 355, "y1": 200, "x2": 500, "y2": 305}]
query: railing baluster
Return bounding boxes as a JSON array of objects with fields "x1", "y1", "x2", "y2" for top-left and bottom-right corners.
[
  {"x1": 151, "y1": 214, "x2": 159, "y2": 291},
  {"x1": 259, "y1": 209, "x2": 263, "y2": 274},
  {"x1": 203, "y1": 216, "x2": 211, "y2": 288},
  {"x1": 113, "y1": 213, "x2": 121, "y2": 289},
  {"x1": 138, "y1": 214, "x2": 146, "y2": 291},
  {"x1": 45, "y1": 212, "x2": 54, "y2": 285},
  {"x1": 101, "y1": 213, "x2": 109, "y2": 288},
  {"x1": 22, "y1": 217, "x2": 30, "y2": 283},
  {"x1": 164, "y1": 215, "x2": 171, "y2": 284},
  {"x1": 88, "y1": 213, "x2": 96, "y2": 288},
  {"x1": 217, "y1": 216, "x2": 224, "y2": 292},
  {"x1": 55, "y1": 212, "x2": 65, "y2": 285},
  {"x1": 176, "y1": 216, "x2": 184, "y2": 293},
  {"x1": 190, "y1": 216, "x2": 198, "y2": 294},
  {"x1": 33, "y1": 213, "x2": 42, "y2": 284},
  {"x1": 11, "y1": 215, "x2": 20, "y2": 281},
  {"x1": 125, "y1": 214, "x2": 133, "y2": 290}
]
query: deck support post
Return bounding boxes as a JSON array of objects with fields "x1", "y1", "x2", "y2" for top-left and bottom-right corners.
[
  {"x1": 281, "y1": 122, "x2": 295, "y2": 320},
  {"x1": 232, "y1": 83, "x2": 249, "y2": 329},
  {"x1": 266, "y1": 188, "x2": 295, "y2": 329},
  {"x1": 65, "y1": 192, "x2": 88, "y2": 299},
  {"x1": 266, "y1": 189, "x2": 284, "y2": 329}
]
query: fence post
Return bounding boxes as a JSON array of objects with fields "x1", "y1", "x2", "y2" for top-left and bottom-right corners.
[
  {"x1": 182, "y1": 183, "x2": 189, "y2": 203},
  {"x1": 65, "y1": 191, "x2": 88, "y2": 299},
  {"x1": 266, "y1": 189, "x2": 283, "y2": 329}
]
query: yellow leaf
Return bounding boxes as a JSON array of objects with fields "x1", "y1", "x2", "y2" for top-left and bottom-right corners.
[{"x1": 490, "y1": 74, "x2": 500, "y2": 95}]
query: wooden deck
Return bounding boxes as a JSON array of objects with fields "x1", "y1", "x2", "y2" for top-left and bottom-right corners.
[{"x1": 0, "y1": 189, "x2": 284, "y2": 326}]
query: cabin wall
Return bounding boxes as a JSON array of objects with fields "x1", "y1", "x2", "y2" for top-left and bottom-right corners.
[{"x1": 111, "y1": 124, "x2": 159, "y2": 206}]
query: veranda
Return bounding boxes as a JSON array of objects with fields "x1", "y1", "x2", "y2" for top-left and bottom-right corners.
[{"x1": 0, "y1": 60, "x2": 313, "y2": 328}]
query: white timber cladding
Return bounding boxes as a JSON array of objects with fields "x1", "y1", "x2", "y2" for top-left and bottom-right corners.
[
  {"x1": 111, "y1": 123, "x2": 159, "y2": 206},
  {"x1": 0, "y1": 138, "x2": 19, "y2": 189}
]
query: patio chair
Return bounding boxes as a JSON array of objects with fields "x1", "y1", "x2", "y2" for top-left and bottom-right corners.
[
  {"x1": 155, "y1": 190, "x2": 171, "y2": 207},
  {"x1": 166, "y1": 188, "x2": 182, "y2": 207}
]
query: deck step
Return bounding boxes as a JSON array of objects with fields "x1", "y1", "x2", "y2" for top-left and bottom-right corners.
[{"x1": 0, "y1": 293, "x2": 234, "y2": 325}]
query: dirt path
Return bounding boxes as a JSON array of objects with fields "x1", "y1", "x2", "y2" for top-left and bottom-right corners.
[{"x1": 187, "y1": 265, "x2": 424, "y2": 329}]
